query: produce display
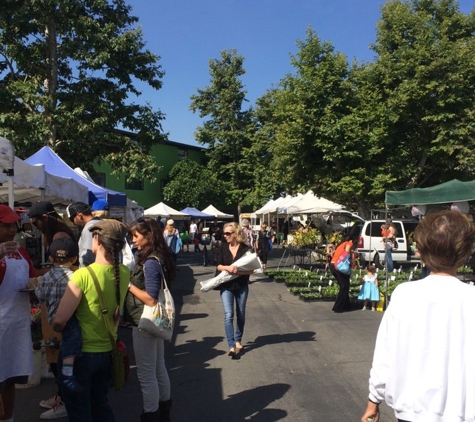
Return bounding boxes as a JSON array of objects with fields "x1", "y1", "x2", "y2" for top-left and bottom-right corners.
[{"x1": 265, "y1": 267, "x2": 424, "y2": 306}]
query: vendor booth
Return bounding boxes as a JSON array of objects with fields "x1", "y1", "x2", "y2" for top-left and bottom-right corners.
[
  {"x1": 180, "y1": 207, "x2": 214, "y2": 221},
  {"x1": 25, "y1": 146, "x2": 127, "y2": 207},
  {"x1": 144, "y1": 202, "x2": 189, "y2": 219},
  {"x1": 0, "y1": 156, "x2": 88, "y2": 205},
  {"x1": 201, "y1": 204, "x2": 234, "y2": 219},
  {"x1": 386, "y1": 179, "x2": 475, "y2": 206}
]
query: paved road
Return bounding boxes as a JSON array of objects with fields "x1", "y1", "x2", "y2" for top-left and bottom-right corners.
[{"x1": 16, "y1": 246, "x2": 397, "y2": 421}]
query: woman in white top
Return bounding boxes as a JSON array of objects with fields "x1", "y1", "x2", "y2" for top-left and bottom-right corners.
[{"x1": 361, "y1": 210, "x2": 475, "y2": 422}]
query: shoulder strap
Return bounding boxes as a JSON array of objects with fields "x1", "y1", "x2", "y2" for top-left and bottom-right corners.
[
  {"x1": 86, "y1": 266, "x2": 116, "y2": 349},
  {"x1": 145, "y1": 256, "x2": 169, "y2": 291}
]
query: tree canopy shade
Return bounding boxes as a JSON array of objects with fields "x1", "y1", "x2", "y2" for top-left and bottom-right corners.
[
  {"x1": 367, "y1": 0, "x2": 475, "y2": 189},
  {"x1": 249, "y1": 1, "x2": 475, "y2": 217},
  {"x1": 162, "y1": 158, "x2": 226, "y2": 210},
  {"x1": 0, "y1": 0, "x2": 166, "y2": 181},
  {"x1": 190, "y1": 49, "x2": 256, "y2": 214},
  {"x1": 386, "y1": 179, "x2": 475, "y2": 205}
]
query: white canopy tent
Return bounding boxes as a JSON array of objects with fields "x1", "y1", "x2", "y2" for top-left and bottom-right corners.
[
  {"x1": 283, "y1": 191, "x2": 344, "y2": 214},
  {"x1": 0, "y1": 156, "x2": 89, "y2": 205},
  {"x1": 275, "y1": 193, "x2": 305, "y2": 214},
  {"x1": 144, "y1": 202, "x2": 190, "y2": 219},
  {"x1": 201, "y1": 204, "x2": 234, "y2": 219},
  {"x1": 254, "y1": 196, "x2": 285, "y2": 216}
]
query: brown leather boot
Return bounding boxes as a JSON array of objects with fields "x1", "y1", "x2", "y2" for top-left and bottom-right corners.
[{"x1": 158, "y1": 400, "x2": 172, "y2": 422}]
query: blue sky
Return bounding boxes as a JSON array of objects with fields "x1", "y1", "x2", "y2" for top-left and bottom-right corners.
[{"x1": 128, "y1": 0, "x2": 474, "y2": 147}]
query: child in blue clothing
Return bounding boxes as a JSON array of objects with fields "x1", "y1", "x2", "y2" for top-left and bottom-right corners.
[
  {"x1": 358, "y1": 265, "x2": 380, "y2": 311},
  {"x1": 35, "y1": 237, "x2": 83, "y2": 393}
]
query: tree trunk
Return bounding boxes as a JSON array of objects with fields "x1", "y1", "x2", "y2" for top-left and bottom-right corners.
[{"x1": 44, "y1": 21, "x2": 58, "y2": 145}]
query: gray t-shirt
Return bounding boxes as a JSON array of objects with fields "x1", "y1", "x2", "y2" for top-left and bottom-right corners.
[{"x1": 78, "y1": 217, "x2": 102, "y2": 267}]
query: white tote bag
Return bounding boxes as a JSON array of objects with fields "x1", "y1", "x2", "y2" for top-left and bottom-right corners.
[{"x1": 138, "y1": 270, "x2": 175, "y2": 341}]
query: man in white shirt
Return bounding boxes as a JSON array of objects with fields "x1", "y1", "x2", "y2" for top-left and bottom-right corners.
[
  {"x1": 66, "y1": 202, "x2": 100, "y2": 267},
  {"x1": 189, "y1": 220, "x2": 198, "y2": 252}
]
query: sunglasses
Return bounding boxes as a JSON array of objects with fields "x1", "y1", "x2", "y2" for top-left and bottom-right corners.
[{"x1": 223, "y1": 232, "x2": 235, "y2": 236}]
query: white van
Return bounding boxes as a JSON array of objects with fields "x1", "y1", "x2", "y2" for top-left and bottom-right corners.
[{"x1": 356, "y1": 219, "x2": 420, "y2": 269}]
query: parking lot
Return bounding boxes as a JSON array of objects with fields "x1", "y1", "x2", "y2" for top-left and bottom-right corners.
[{"x1": 16, "y1": 246, "x2": 397, "y2": 422}]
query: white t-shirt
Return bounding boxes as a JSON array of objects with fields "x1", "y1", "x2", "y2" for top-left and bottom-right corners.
[
  {"x1": 368, "y1": 274, "x2": 475, "y2": 421},
  {"x1": 190, "y1": 223, "x2": 197, "y2": 234}
]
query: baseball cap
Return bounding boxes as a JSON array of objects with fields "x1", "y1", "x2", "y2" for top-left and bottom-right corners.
[
  {"x1": 241, "y1": 219, "x2": 250, "y2": 227},
  {"x1": 0, "y1": 205, "x2": 21, "y2": 223},
  {"x1": 167, "y1": 219, "x2": 174, "y2": 226},
  {"x1": 28, "y1": 201, "x2": 60, "y2": 219},
  {"x1": 66, "y1": 202, "x2": 90, "y2": 220},
  {"x1": 91, "y1": 200, "x2": 110, "y2": 211},
  {"x1": 49, "y1": 237, "x2": 79, "y2": 259},
  {"x1": 89, "y1": 219, "x2": 127, "y2": 240}
]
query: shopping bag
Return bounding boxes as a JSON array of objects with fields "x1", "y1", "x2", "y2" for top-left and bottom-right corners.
[
  {"x1": 138, "y1": 275, "x2": 175, "y2": 341},
  {"x1": 335, "y1": 250, "x2": 351, "y2": 274}
]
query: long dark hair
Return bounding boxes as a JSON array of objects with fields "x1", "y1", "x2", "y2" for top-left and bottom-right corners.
[{"x1": 129, "y1": 217, "x2": 176, "y2": 280}]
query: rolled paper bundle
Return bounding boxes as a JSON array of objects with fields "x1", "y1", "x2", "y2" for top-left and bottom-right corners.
[{"x1": 200, "y1": 252, "x2": 262, "y2": 292}]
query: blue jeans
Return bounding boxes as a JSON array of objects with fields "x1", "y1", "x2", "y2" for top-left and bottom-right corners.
[
  {"x1": 220, "y1": 285, "x2": 249, "y2": 348},
  {"x1": 60, "y1": 314, "x2": 82, "y2": 359},
  {"x1": 59, "y1": 351, "x2": 115, "y2": 422},
  {"x1": 386, "y1": 243, "x2": 394, "y2": 272}
]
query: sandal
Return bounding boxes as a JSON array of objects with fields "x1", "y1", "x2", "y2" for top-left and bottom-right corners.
[
  {"x1": 235, "y1": 343, "x2": 243, "y2": 353},
  {"x1": 228, "y1": 348, "x2": 236, "y2": 356}
]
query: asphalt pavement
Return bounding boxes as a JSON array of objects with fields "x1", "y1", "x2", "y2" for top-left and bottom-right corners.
[{"x1": 16, "y1": 245, "x2": 397, "y2": 422}]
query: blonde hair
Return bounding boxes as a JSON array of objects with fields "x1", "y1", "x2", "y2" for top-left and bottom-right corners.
[
  {"x1": 92, "y1": 210, "x2": 110, "y2": 218},
  {"x1": 224, "y1": 222, "x2": 247, "y2": 244}
]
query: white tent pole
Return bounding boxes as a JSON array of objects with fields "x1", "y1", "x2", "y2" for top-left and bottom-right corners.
[{"x1": 8, "y1": 176, "x2": 14, "y2": 209}]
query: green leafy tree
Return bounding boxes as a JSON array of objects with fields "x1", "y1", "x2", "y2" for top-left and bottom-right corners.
[
  {"x1": 255, "y1": 29, "x2": 374, "y2": 212},
  {"x1": 367, "y1": 0, "x2": 475, "y2": 189},
  {"x1": 0, "y1": 0, "x2": 166, "y2": 181},
  {"x1": 190, "y1": 49, "x2": 255, "y2": 214},
  {"x1": 254, "y1": 1, "x2": 475, "y2": 216},
  {"x1": 241, "y1": 89, "x2": 285, "y2": 209},
  {"x1": 162, "y1": 159, "x2": 226, "y2": 210}
]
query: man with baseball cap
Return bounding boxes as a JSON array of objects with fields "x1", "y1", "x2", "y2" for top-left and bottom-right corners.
[
  {"x1": 66, "y1": 202, "x2": 101, "y2": 267},
  {"x1": 67, "y1": 201, "x2": 135, "y2": 270},
  {"x1": 28, "y1": 201, "x2": 76, "y2": 271},
  {"x1": 90, "y1": 200, "x2": 110, "y2": 219}
]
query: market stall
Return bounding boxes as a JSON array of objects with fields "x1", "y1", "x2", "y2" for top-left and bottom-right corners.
[
  {"x1": 25, "y1": 146, "x2": 127, "y2": 206},
  {"x1": 386, "y1": 179, "x2": 475, "y2": 206},
  {"x1": 144, "y1": 202, "x2": 189, "y2": 219}
]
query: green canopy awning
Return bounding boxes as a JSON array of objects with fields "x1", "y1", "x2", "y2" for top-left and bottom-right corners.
[{"x1": 385, "y1": 179, "x2": 475, "y2": 206}]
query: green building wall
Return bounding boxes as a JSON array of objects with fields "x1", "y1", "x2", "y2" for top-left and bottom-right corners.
[{"x1": 94, "y1": 140, "x2": 206, "y2": 209}]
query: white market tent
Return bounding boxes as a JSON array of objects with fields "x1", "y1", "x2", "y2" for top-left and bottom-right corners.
[
  {"x1": 201, "y1": 204, "x2": 234, "y2": 219},
  {"x1": 283, "y1": 190, "x2": 344, "y2": 214},
  {"x1": 26, "y1": 146, "x2": 127, "y2": 207},
  {"x1": 276, "y1": 193, "x2": 305, "y2": 214},
  {"x1": 0, "y1": 156, "x2": 89, "y2": 205},
  {"x1": 254, "y1": 197, "x2": 282, "y2": 216},
  {"x1": 144, "y1": 202, "x2": 190, "y2": 219}
]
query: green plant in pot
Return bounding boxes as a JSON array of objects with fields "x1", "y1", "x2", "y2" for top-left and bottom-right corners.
[{"x1": 290, "y1": 227, "x2": 321, "y2": 248}]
